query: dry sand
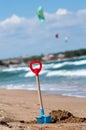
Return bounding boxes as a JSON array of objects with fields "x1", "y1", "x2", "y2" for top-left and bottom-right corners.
[{"x1": 0, "y1": 89, "x2": 85, "y2": 130}]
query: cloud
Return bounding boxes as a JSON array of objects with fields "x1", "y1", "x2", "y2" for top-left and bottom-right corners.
[
  {"x1": 56, "y1": 8, "x2": 70, "y2": 15},
  {"x1": 77, "y1": 9, "x2": 86, "y2": 15},
  {"x1": 0, "y1": 15, "x2": 22, "y2": 26},
  {"x1": 0, "y1": 8, "x2": 86, "y2": 58}
]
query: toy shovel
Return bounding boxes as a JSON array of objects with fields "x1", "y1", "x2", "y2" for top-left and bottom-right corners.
[{"x1": 29, "y1": 60, "x2": 52, "y2": 124}]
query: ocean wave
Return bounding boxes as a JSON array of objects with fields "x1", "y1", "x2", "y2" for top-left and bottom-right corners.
[
  {"x1": 1, "y1": 58, "x2": 86, "y2": 73},
  {"x1": 0, "y1": 84, "x2": 37, "y2": 90},
  {"x1": 43, "y1": 63, "x2": 55, "y2": 69},
  {"x1": 53, "y1": 60, "x2": 86, "y2": 69},
  {"x1": 25, "y1": 70, "x2": 47, "y2": 77},
  {"x1": 46, "y1": 69, "x2": 86, "y2": 77},
  {"x1": 2, "y1": 66, "x2": 30, "y2": 72}
]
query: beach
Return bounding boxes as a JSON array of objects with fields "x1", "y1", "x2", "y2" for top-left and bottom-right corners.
[{"x1": 0, "y1": 89, "x2": 86, "y2": 130}]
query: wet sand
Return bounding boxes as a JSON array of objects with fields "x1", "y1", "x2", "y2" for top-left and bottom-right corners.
[{"x1": 0, "y1": 89, "x2": 86, "y2": 130}]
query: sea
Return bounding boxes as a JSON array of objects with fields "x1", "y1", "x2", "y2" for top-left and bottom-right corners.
[{"x1": 0, "y1": 56, "x2": 86, "y2": 98}]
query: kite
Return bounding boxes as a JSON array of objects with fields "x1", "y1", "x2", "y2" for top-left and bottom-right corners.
[
  {"x1": 55, "y1": 33, "x2": 59, "y2": 38},
  {"x1": 37, "y1": 6, "x2": 45, "y2": 22},
  {"x1": 64, "y1": 36, "x2": 68, "y2": 42}
]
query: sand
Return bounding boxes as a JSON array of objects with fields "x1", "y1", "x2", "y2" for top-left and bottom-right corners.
[{"x1": 0, "y1": 89, "x2": 85, "y2": 130}]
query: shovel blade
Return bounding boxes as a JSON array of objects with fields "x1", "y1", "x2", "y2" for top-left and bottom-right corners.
[{"x1": 36, "y1": 115, "x2": 52, "y2": 124}]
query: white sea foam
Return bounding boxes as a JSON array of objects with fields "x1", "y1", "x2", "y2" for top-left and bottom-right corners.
[
  {"x1": 43, "y1": 63, "x2": 54, "y2": 69},
  {"x1": 53, "y1": 63, "x2": 66, "y2": 68},
  {"x1": 25, "y1": 70, "x2": 47, "y2": 77},
  {"x1": 62, "y1": 93, "x2": 86, "y2": 98},
  {"x1": 53, "y1": 60, "x2": 86, "y2": 68},
  {"x1": 2, "y1": 66, "x2": 30, "y2": 72},
  {"x1": 4, "y1": 84, "x2": 37, "y2": 90},
  {"x1": 25, "y1": 71, "x2": 34, "y2": 77},
  {"x1": 46, "y1": 69, "x2": 86, "y2": 77}
]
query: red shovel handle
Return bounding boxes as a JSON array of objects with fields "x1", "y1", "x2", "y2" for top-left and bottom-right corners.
[{"x1": 29, "y1": 60, "x2": 42, "y2": 76}]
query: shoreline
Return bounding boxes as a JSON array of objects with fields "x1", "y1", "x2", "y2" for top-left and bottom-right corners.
[{"x1": 0, "y1": 88, "x2": 86, "y2": 99}]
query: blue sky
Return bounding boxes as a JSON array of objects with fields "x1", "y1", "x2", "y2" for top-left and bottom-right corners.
[{"x1": 0, "y1": 0, "x2": 86, "y2": 59}]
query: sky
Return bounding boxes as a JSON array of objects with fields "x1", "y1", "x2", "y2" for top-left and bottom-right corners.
[{"x1": 0, "y1": 0, "x2": 86, "y2": 59}]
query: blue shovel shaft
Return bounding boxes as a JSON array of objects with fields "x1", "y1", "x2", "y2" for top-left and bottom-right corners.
[{"x1": 40, "y1": 108, "x2": 45, "y2": 116}]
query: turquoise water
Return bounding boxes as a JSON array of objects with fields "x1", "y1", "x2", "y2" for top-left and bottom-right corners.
[{"x1": 0, "y1": 57, "x2": 86, "y2": 98}]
